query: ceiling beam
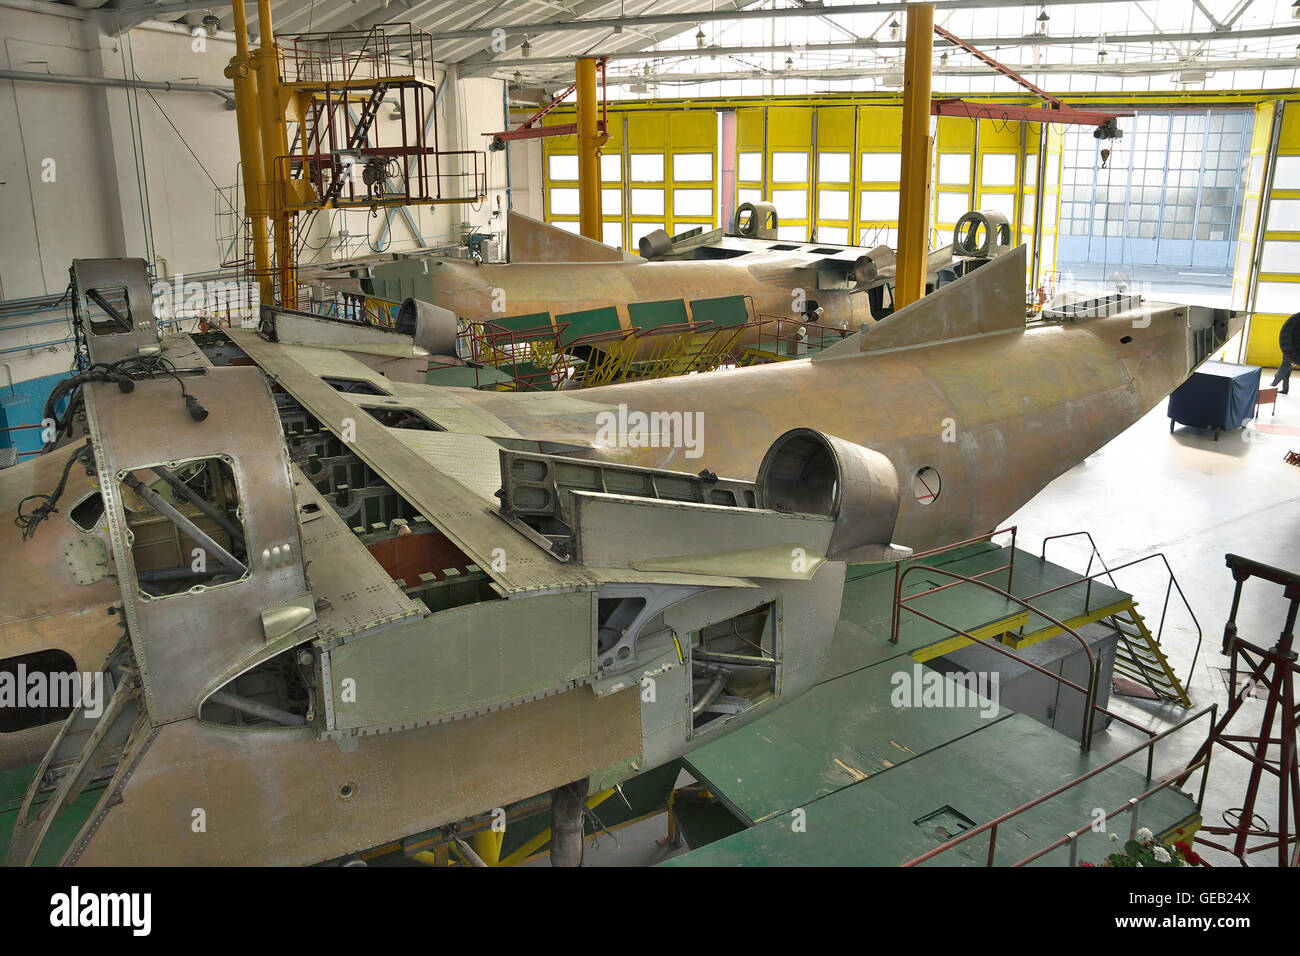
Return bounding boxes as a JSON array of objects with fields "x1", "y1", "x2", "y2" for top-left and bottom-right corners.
[
  {"x1": 470, "y1": 22, "x2": 1300, "y2": 73},
  {"x1": 589, "y1": 57, "x2": 1300, "y2": 88},
  {"x1": 429, "y1": 0, "x2": 1157, "y2": 43}
]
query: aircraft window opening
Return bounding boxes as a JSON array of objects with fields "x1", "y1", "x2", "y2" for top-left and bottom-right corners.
[
  {"x1": 199, "y1": 645, "x2": 315, "y2": 729},
  {"x1": 321, "y1": 376, "x2": 390, "y2": 396},
  {"x1": 117, "y1": 456, "x2": 251, "y2": 599},
  {"x1": 68, "y1": 492, "x2": 105, "y2": 533},
  {"x1": 690, "y1": 603, "x2": 778, "y2": 735},
  {"x1": 359, "y1": 406, "x2": 445, "y2": 431},
  {"x1": 0, "y1": 649, "x2": 79, "y2": 733},
  {"x1": 913, "y1": 466, "x2": 942, "y2": 505},
  {"x1": 84, "y1": 285, "x2": 133, "y2": 335}
]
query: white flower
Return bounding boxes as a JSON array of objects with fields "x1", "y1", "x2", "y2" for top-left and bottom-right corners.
[
  {"x1": 1136, "y1": 827, "x2": 1153, "y2": 842},
  {"x1": 1153, "y1": 846, "x2": 1171, "y2": 863},
  {"x1": 1136, "y1": 862, "x2": 1143, "y2": 867},
  {"x1": 1110, "y1": 833, "x2": 1120, "y2": 842}
]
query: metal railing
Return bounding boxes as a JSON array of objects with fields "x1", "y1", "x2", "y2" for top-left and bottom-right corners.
[
  {"x1": 1037, "y1": 531, "x2": 1204, "y2": 694},
  {"x1": 902, "y1": 704, "x2": 1217, "y2": 867},
  {"x1": 889, "y1": 525, "x2": 1018, "y2": 645},
  {"x1": 897, "y1": 563, "x2": 1133, "y2": 751},
  {"x1": 278, "y1": 24, "x2": 439, "y2": 87}
]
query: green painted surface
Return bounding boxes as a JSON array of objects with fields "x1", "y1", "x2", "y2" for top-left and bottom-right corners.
[
  {"x1": 672, "y1": 714, "x2": 1197, "y2": 867},
  {"x1": 555, "y1": 306, "x2": 622, "y2": 347},
  {"x1": 488, "y1": 312, "x2": 554, "y2": 337},
  {"x1": 0, "y1": 764, "x2": 103, "y2": 866},
  {"x1": 672, "y1": 544, "x2": 1197, "y2": 865},
  {"x1": 687, "y1": 663, "x2": 1009, "y2": 825},
  {"x1": 689, "y1": 295, "x2": 749, "y2": 329},
  {"x1": 627, "y1": 299, "x2": 689, "y2": 332}
]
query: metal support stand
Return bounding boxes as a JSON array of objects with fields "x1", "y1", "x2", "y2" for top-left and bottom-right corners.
[{"x1": 1186, "y1": 553, "x2": 1300, "y2": 866}]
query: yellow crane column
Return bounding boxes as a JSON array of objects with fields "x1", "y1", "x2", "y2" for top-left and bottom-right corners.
[
  {"x1": 224, "y1": 0, "x2": 274, "y2": 306},
  {"x1": 576, "y1": 57, "x2": 602, "y2": 241},
  {"x1": 895, "y1": 3, "x2": 935, "y2": 310},
  {"x1": 253, "y1": 0, "x2": 296, "y2": 307}
]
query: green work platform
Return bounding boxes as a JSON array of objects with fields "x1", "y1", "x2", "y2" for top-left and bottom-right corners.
[
  {"x1": 672, "y1": 713, "x2": 1198, "y2": 867},
  {"x1": 0, "y1": 763, "x2": 103, "y2": 867},
  {"x1": 671, "y1": 543, "x2": 1201, "y2": 866}
]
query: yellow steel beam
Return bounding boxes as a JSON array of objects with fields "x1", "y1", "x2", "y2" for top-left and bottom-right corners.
[
  {"x1": 472, "y1": 828, "x2": 504, "y2": 866},
  {"x1": 896, "y1": 3, "x2": 934, "y2": 309},
  {"x1": 224, "y1": 0, "x2": 274, "y2": 306},
  {"x1": 576, "y1": 57, "x2": 602, "y2": 241},
  {"x1": 254, "y1": 0, "x2": 296, "y2": 308},
  {"x1": 496, "y1": 787, "x2": 616, "y2": 867}
]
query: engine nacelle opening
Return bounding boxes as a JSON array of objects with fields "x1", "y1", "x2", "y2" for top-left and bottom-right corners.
[{"x1": 756, "y1": 428, "x2": 905, "y2": 563}]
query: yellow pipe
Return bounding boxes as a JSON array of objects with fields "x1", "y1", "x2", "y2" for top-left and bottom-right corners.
[
  {"x1": 895, "y1": 3, "x2": 935, "y2": 310},
  {"x1": 576, "y1": 57, "x2": 602, "y2": 241},
  {"x1": 224, "y1": 0, "x2": 274, "y2": 306},
  {"x1": 472, "y1": 828, "x2": 504, "y2": 866},
  {"x1": 253, "y1": 0, "x2": 296, "y2": 307}
]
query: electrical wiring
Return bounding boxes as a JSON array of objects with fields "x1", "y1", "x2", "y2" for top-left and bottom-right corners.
[{"x1": 15, "y1": 441, "x2": 91, "y2": 541}]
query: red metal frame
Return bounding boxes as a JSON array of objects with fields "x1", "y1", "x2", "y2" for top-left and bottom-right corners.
[
  {"x1": 1180, "y1": 553, "x2": 1300, "y2": 867},
  {"x1": 932, "y1": 24, "x2": 1131, "y2": 127},
  {"x1": 491, "y1": 57, "x2": 608, "y2": 145}
]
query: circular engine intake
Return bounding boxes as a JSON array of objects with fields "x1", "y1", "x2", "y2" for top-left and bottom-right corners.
[
  {"x1": 756, "y1": 428, "x2": 903, "y2": 563},
  {"x1": 396, "y1": 297, "x2": 460, "y2": 360}
]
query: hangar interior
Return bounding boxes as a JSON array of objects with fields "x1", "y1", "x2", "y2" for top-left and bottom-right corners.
[{"x1": 0, "y1": 0, "x2": 1297, "y2": 870}]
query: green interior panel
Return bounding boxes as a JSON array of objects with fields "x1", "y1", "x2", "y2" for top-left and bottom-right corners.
[
  {"x1": 555, "y1": 306, "x2": 622, "y2": 347},
  {"x1": 627, "y1": 299, "x2": 690, "y2": 332},
  {"x1": 689, "y1": 295, "x2": 750, "y2": 329},
  {"x1": 487, "y1": 312, "x2": 555, "y2": 339}
]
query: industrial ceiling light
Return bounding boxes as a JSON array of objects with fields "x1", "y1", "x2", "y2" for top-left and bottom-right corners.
[
  {"x1": 1097, "y1": 48, "x2": 1107, "y2": 64},
  {"x1": 512, "y1": 69, "x2": 523, "y2": 89},
  {"x1": 785, "y1": 56, "x2": 793, "y2": 71},
  {"x1": 889, "y1": 17, "x2": 900, "y2": 41},
  {"x1": 520, "y1": 37, "x2": 532, "y2": 58},
  {"x1": 1293, "y1": 0, "x2": 1300, "y2": 19},
  {"x1": 940, "y1": 51, "x2": 948, "y2": 66},
  {"x1": 1036, "y1": 6, "x2": 1050, "y2": 35},
  {"x1": 696, "y1": 26, "x2": 706, "y2": 49},
  {"x1": 202, "y1": 13, "x2": 220, "y2": 38}
]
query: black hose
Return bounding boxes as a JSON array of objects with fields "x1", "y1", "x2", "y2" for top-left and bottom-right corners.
[{"x1": 15, "y1": 442, "x2": 90, "y2": 540}]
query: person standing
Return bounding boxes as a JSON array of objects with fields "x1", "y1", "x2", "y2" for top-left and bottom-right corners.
[{"x1": 1274, "y1": 359, "x2": 1292, "y2": 395}]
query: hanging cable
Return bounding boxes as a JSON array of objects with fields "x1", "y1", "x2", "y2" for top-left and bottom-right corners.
[{"x1": 15, "y1": 441, "x2": 92, "y2": 541}]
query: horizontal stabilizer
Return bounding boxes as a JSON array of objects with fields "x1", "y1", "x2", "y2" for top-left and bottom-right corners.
[{"x1": 814, "y1": 244, "x2": 1027, "y2": 361}]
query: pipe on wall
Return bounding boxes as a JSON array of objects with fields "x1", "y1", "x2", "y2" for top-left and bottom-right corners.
[{"x1": 0, "y1": 68, "x2": 235, "y2": 108}]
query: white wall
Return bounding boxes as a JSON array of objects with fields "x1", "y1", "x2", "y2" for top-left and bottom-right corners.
[
  {"x1": 0, "y1": 4, "x2": 507, "y2": 384},
  {"x1": 0, "y1": 7, "x2": 242, "y2": 299}
]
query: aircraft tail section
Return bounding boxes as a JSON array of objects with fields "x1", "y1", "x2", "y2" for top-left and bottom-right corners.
[
  {"x1": 507, "y1": 210, "x2": 633, "y2": 263},
  {"x1": 814, "y1": 245, "x2": 1027, "y2": 361}
]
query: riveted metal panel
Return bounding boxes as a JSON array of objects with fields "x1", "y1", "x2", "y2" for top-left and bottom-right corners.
[
  {"x1": 326, "y1": 591, "x2": 593, "y2": 731},
  {"x1": 85, "y1": 367, "x2": 311, "y2": 723}
]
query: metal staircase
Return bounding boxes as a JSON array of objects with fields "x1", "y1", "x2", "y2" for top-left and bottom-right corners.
[
  {"x1": 321, "y1": 81, "x2": 390, "y2": 207},
  {"x1": 1038, "y1": 532, "x2": 1199, "y2": 709},
  {"x1": 1108, "y1": 604, "x2": 1192, "y2": 707}
]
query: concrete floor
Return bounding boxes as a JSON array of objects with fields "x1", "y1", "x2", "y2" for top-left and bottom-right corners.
[
  {"x1": 1008, "y1": 373, "x2": 1300, "y2": 867},
  {"x1": 544, "y1": 371, "x2": 1300, "y2": 867}
]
